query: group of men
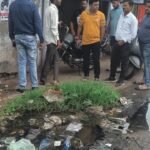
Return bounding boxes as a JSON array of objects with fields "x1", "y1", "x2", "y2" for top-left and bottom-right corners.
[{"x1": 8, "y1": 0, "x2": 150, "y2": 92}]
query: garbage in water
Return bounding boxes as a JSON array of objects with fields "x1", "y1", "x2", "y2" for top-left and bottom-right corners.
[
  {"x1": 25, "y1": 128, "x2": 41, "y2": 140},
  {"x1": 7, "y1": 138, "x2": 35, "y2": 150},
  {"x1": 28, "y1": 118, "x2": 37, "y2": 126},
  {"x1": 86, "y1": 106, "x2": 105, "y2": 116},
  {"x1": 105, "y1": 143, "x2": 112, "y2": 147},
  {"x1": 43, "y1": 89, "x2": 64, "y2": 103},
  {"x1": 100, "y1": 117, "x2": 130, "y2": 134},
  {"x1": 39, "y1": 138, "x2": 54, "y2": 150},
  {"x1": 54, "y1": 141, "x2": 61, "y2": 147},
  {"x1": 65, "y1": 136, "x2": 72, "y2": 150},
  {"x1": 70, "y1": 137, "x2": 84, "y2": 149},
  {"x1": 44, "y1": 115, "x2": 62, "y2": 126},
  {"x1": 119, "y1": 97, "x2": 133, "y2": 106},
  {"x1": 0, "y1": 137, "x2": 15, "y2": 145},
  {"x1": 42, "y1": 122, "x2": 54, "y2": 130},
  {"x1": 66, "y1": 122, "x2": 83, "y2": 132}
]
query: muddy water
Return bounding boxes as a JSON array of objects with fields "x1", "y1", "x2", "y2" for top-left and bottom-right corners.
[{"x1": 0, "y1": 111, "x2": 105, "y2": 149}]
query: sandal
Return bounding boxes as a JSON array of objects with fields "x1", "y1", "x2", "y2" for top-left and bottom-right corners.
[{"x1": 135, "y1": 84, "x2": 150, "y2": 90}]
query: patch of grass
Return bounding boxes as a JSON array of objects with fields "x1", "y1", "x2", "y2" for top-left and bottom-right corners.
[
  {"x1": 59, "y1": 81, "x2": 120, "y2": 110},
  {"x1": 0, "y1": 87, "x2": 49, "y2": 115},
  {"x1": 0, "y1": 81, "x2": 120, "y2": 115}
]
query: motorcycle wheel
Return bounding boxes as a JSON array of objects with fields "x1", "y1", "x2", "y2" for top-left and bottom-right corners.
[{"x1": 125, "y1": 63, "x2": 136, "y2": 80}]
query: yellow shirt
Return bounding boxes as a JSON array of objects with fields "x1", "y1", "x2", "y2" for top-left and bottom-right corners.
[{"x1": 79, "y1": 10, "x2": 106, "y2": 45}]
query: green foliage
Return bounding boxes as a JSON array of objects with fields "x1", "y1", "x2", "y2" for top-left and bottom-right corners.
[
  {"x1": 0, "y1": 81, "x2": 120, "y2": 115},
  {"x1": 0, "y1": 87, "x2": 49, "y2": 115},
  {"x1": 59, "y1": 81, "x2": 120, "y2": 110}
]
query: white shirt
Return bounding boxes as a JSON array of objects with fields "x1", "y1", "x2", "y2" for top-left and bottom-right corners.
[
  {"x1": 44, "y1": 4, "x2": 59, "y2": 45},
  {"x1": 115, "y1": 12, "x2": 138, "y2": 43}
]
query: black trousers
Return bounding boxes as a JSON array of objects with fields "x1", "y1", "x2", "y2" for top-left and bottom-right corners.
[
  {"x1": 40, "y1": 44, "x2": 59, "y2": 82},
  {"x1": 82, "y1": 42, "x2": 100, "y2": 78},
  {"x1": 110, "y1": 42, "x2": 130, "y2": 80}
]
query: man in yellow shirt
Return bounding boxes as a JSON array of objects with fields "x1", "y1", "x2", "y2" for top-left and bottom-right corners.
[{"x1": 76, "y1": 0, "x2": 106, "y2": 80}]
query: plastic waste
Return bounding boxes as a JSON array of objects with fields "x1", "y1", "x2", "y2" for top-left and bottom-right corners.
[
  {"x1": 7, "y1": 138, "x2": 35, "y2": 150},
  {"x1": 66, "y1": 122, "x2": 83, "y2": 132},
  {"x1": 65, "y1": 136, "x2": 72, "y2": 150},
  {"x1": 39, "y1": 138, "x2": 54, "y2": 150}
]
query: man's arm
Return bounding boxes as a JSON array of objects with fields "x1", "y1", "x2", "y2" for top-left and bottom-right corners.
[
  {"x1": 50, "y1": 7, "x2": 60, "y2": 47},
  {"x1": 76, "y1": 12, "x2": 83, "y2": 40},
  {"x1": 70, "y1": 22, "x2": 76, "y2": 36},
  {"x1": 8, "y1": 5, "x2": 14, "y2": 40},
  {"x1": 100, "y1": 13, "x2": 106, "y2": 41},
  {"x1": 33, "y1": 4, "x2": 44, "y2": 43},
  {"x1": 131, "y1": 17, "x2": 138, "y2": 41},
  {"x1": 76, "y1": 23, "x2": 82, "y2": 39}
]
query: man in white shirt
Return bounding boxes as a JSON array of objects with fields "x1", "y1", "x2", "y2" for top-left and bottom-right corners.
[
  {"x1": 106, "y1": 0, "x2": 138, "y2": 87},
  {"x1": 40, "y1": 0, "x2": 62, "y2": 85}
]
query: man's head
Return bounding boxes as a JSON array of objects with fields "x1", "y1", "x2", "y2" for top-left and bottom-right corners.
[
  {"x1": 89, "y1": 0, "x2": 99, "y2": 12},
  {"x1": 111, "y1": 0, "x2": 120, "y2": 9},
  {"x1": 81, "y1": 0, "x2": 88, "y2": 10},
  {"x1": 122, "y1": 0, "x2": 133, "y2": 15},
  {"x1": 51, "y1": 0, "x2": 62, "y2": 6},
  {"x1": 145, "y1": 0, "x2": 150, "y2": 15}
]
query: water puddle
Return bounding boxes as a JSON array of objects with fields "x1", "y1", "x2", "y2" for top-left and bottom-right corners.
[
  {"x1": 129, "y1": 103, "x2": 150, "y2": 131},
  {"x1": 0, "y1": 111, "x2": 105, "y2": 149}
]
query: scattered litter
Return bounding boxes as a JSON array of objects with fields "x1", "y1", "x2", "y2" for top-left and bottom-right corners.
[
  {"x1": 0, "y1": 137, "x2": 15, "y2": 145},
  {"x1": 7, "y1": 138, "x2": 35, "y2": 150},
  {"x1": 66, "y1": 122, "x2": 83, "y2": 132},
  {"x1": 119, "y1": 97, "x2": 133, "y2": 106},
  {"x1": 105, "y1": 143, "x2": 112, "y2": 147},
  {"x1": 0, "y1": 144, "x2": 5, "y2": 148},
  {"x1": 44, "y1": 115, "x2": 62, "y2": 126},
  {"x1": 54, "y1": 141, "x2": 61, "y2": 147},
  {"x1": 122, "y1": 123, "x2": 130, "y2": 134},
  {"x1": 39, "y1": 138, "x2": 54, "y2": 150},
  {"x1": 43, "y1": 122, "x2": 54, "y2": 130},
  {"x1": 28, "y1": 118, "x2": 37, "y2": 126},
  {"x1": 65, "y1": 136, "x2": 72, "y2": 150},
  {"x1": 26, "y1": 128, "x2": 41, "y2": 140}
]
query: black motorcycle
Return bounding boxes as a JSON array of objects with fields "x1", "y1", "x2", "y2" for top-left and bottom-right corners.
[{"x1": 58, "y1": 32, "x2": 93, "y2": 70}]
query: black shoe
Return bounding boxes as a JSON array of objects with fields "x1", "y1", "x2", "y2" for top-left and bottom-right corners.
[
  {"x1": 39, "y1": 80, "x2": 45, "y2": 85},
  {"x1": 16, "y1": 88, "x2": 25, "y2": 93},
  {"x1": 32, "y1": 87, "x2": 38, "y2": 90},
  {"x1": 115, "y1": 80, "x2": 125, "y2": 87},
  {"x1": 105, "y1": 77, "x2": 116, "y2": 82}
]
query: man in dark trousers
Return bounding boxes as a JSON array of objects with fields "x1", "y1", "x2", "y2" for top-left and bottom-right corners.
[
  {"x1": 76, "y1": 0, "x2": 106, "y2": 81},
  {"x1": 137, "y1": 0, "x2": 150, "y2": 90},
  {"x1": 106, "y1": 0, "x2": 138, "y2": 87},
  {"x1": 40, "y1": 0, "x2": 62, "y2": 85},
  {"x1": 8, "y1": 0, "x2": 44, "y2": 93}
]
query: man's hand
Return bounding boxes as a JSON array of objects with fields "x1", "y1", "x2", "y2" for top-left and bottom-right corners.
[
  {"x1": 12, "y1": 40, "x2": 16, "y2": 47},
  {"x1": 38, "y1": 42, "x2": 45, "y2": 50},
  {"x1": 75, "y1": 36, "x2": 81, "y2": 47},
  {"x1": 117, "y1": 40, "x2": 125, "y2": 46},
  {"x1": 57, "y1": 40, "x2": 62, "y2": 49}
]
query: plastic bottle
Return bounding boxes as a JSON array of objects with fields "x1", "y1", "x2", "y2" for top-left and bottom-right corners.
[{"x1": 65, "y1": 136, "x2": 71, "y2": 150}]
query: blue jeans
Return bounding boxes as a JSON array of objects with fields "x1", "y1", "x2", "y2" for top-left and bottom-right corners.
[
  {"x1": 140, "y1": 43, "x2": 150, "y2": 86},
  {"x1": 15, "y1": 34, "x2": 38, "y2": 89}
]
